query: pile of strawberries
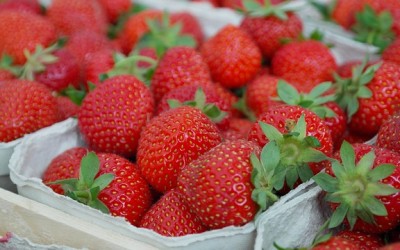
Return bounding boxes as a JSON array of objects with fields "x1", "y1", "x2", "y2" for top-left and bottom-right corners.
[{"x1": 2, "y1": 0, "x2": 400, "y2": 249}]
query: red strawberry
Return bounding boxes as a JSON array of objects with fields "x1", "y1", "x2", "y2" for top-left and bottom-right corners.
[
  {"x1": 83, "y1": 49, "x2": 115, "y2": 87},
  {"x1": 0, "y1": 0, "x2": 41, "y2": 15},
  {"x1": 139, "y1": 189, "x2": 208, "y2": 236},
  {"x1": 377, "y1": 112, "x2": 400, "y2": 154},
  {"x1": 221, "y1": 117, "x2": 254, "y2": 141},
  {"x1": 334, "y1": 60, "x2": 400, "y2": 137},
  {"x1": 245, "y1": 74, "x2": 281, "y2": 118},
  {"x1": 382, "y1": 38, "x2": 400, "y2": 66},
  {"x1": 331, "y1": 0, "x2": 365, "y2": 29},
  {"x1": 97, "y1": 0, "x2": 132, "y2": 23},
  {"x1": 213, "y1": 82, "x2": 241, "y2": 118},
  {"x1": 43, "y1": 150, "x2": 153, "y2": 226},
  {"x1": 78, "y1": 75, "x2": 154, "y2": 158},
  {"x1": 150, "y1": 46, "x2": 212, "y2": 103},
  {"x1": 311, "y1": 236, "x2": 360, "y2": 250},
  {"x1": 0, "y1": 80, "x2": 59, "y2": 142},
  {"x1": 137, "y1": 106, "x2": 222, "y2": 193},
  {"x1": 46, "y1": 0, "x2": 108, "y2": 36},
  {"x1": 0, "y1": 10, "x2": 57, "y2": 65},
  {"x1": 240, "y1": 1, "x2": 303, "y2": 60},
  {"x1": 20, "y1": 47, "x2": 81, "y2": 92},
  {"x1": 118, "y1": 9, "x2": 163, "y2": 54},
  {"x1": 200, "y1": 24, "x2": 262, "y2": 88},
  {"x1": 171, "y1": 11, "x2": 205, "y2": 47},
  {"x1": 247, "y1": 105, "x2": 333, "y2": 191},
  {"x1": 336, "y1": 230, "x2": 384, "y2": 250},
  {"x1": 56, "y1": 96, "x2": 80, "y2": 121},
  {"x1": 271, "y1": 40, "x2": 337, "y2": 91},
  {"x1": 314, "y1": 142, "x2": 400, "y2": 234},
  {"x1": 177, "y1": 139, "x2": 261, "y2": 229},
  {"x1": 379, "y1": 242, "x2": 400, "y2": 250},
  {"x1": 42, "y1": 147, "x2": 89, "y2": 194}
]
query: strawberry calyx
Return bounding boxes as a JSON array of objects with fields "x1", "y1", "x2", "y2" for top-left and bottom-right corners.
[
  {"x1": 167, "y1": 87, "x2": 227, "y2": 123},
  {"x1": 102, "y1": 52, "x2": 158, "y2": 86},
  {"x1": 258, "y1": 114, "x2": 329, "y2": 190},
  {"x1": 19, "y1": 43, "x2": 59, "y2": 81},
  {"x1": 0, "y1": 54, "x2": 21, "y2": 76},
  {"x1": 333, "y1": 59, "x2": 381, "y2": 121},
  {"x1": 242, "y1": 0, "x2": 303, "y2": 20},
  {"x1": 136, "y1": 11, "x2": 197, "y2": 58},
  {"x1": 313, "y1": 141, "x2": 399, "y2": 230},
  {"x1": 274, "y1": 80, "x2": 337, "y2": 118},
  {"x1": 46, "y1": 152, "x2": 114, "y2": 214},
  {"x1": 351, "y1": 5, "x2": 395, "y2": 52}
]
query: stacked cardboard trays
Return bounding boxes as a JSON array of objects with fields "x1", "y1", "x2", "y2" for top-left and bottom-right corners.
[{"x1": 3, "y1": 0, "x2": 383, "y2": 249}]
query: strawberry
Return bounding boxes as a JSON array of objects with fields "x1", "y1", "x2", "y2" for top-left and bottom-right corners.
[
  {"x1": 200, "y1": 24, "x2": 262, "y2": 88},
  {"x1": 118, "y1": 9, "x2": 163, "y2": 54},
  {"x1": 379, "y1": 242, "x2": 400, "y2": 250},
  {"x1": 170, "y1": 11, "x2": 205, "y2": 48},
  {"x1": 137, "y1": 106, "x2": 222, "y2": 193},
  {"x1": 0, "y1": 0, "x2": 41, "y2": 15},
  {"x1": 46, "y1": 0, "x2": 108, "y2": 36},
  {"x1": 330, "y1": 0, "x2": 365, "y2": 29},
  {"x1": 139, "y1": 189, "x2": 208, "y2": 236},
  {"x1": 177, "y1": 139, "x2": 261, "y2": 229},
  {"x1": 43, "y1": 150, "x2": 153, "y2": 226},
  {"x1": 377, "y1": 112, "x2": 400, "y2": 154},
  {"x1": 336, "y1": 230, "x2": 384, "y2": 250},
  {"x1": 156, "y1": 84, "x2": 231, "y2": 131},
  {"x1": 0, "y1": 10, "x2": 57, "y2": 65},
  {"x1": 97, "y1": 0, "x2": 132, "y2": 23},
  {"x1": 313, "y1": 142, "x2": 400, "y2": 234},
  {"x1": 311, "y1": 236, "x2": 360, "y2": 250},
  {"x1": 19, "y1": 46, "x2": 81, "y2": 92},
  {"x1": 56, "y1": 96, "x2": 80, "y2": 121},
  {"x1": 334, "y1": 60, "x2": 400, "y2": 137},
  {"x1": 78, "y1": 75, "x2": 154, "y2": 158},
  {"x1": 150, "y1": 46, "x2": 212, "y2": 103},
  {"x1": 382, "y1": 38, "x2": 400, "y2": 66},
  {"x1": 362, "y1": 0, "x2": 400, "y2": 37},
  {"x1": 83, "y1": 49, "x2": 115, "y2": 87},
  {"x1": 271, "y1": 39, "x2": 337, "y2": 91},
  {"x1": 245, "y1": 74, "x2": 281, "y2": 118},
  {"x1": 221, "y1": 117, "x2": 254, "y2": 141},
  {"x1": 0, "y1": 80, "x2": 59, "y2": 142},
  {"x1": 240, "y1": 0, "x2": 303, "y2": 60},
  {"x1": 213, "y1": 82, "x2": 241, "y2": 118},
  {"x1": 247, "y1": 105, "x2": 333, "y2": 191}
]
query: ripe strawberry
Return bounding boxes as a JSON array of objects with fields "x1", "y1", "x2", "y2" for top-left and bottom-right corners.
[
  {"x1": 334, "y1": 60, "x2": 400, "y2": 137},
  {"x1": 156, "y1": 84, "x2": 231, "y2": 131},
  {"x1": 118, "y1": 9, "x2": 163, "y2": 54},
  {"x1": 78, "y1": 75, "x2": 154, "y2": 158},
  {"x1": 0, "y1": 0, "x2": 41, "y2": 14},
  {"x1": 0, "y1": 70, "x2": 14, "y2": 80},
  {"x1": 171, "y1": 11, "x2": 205, "y2": 47},
  {"x1": 382, "y1": 38, "x2": 400, "y2": 66},
  {"x1": 43, "y1": 150, "x2": 153, "y2": 226},
  {"x1": 221, "y1": 117, "x2": 254, "y2": 141},
  {"x1": 379, "y1": 242, "x2": 400, "y2": 250},
  {"x1": 97, "y1": 0, "x2": 132, "y2": 23},
  {"x1": 137, "y1": 106, "x2": 222, "y2": 193},
  {"x1": 200, "y1": 24, "x2": 262, "y2": 88},
  {"x1": 213, "y1": 82, "x2": 241, "y2": 118},
  {"x1": 177, "y1": 139, "x2": 261, "y2": 229},
  {"x1": 314, "y1": 142, "x2": 400, "y2": 234},
  {"x1": 247, "y1": 105, "x2": 333, "y2": 191},
  {"x1": 245, "y1": 74, "x2": 281, "y2": 118},
  {"x1": 150, "y1": 46, "x2": 212, "y2": 103},
  {"x1": 20, "y1": 47, "x2": 81, "y2": 92},
  {"x1": 240, "y1": 0, "x2": 303, "y2": 60},
  {"x1": 336, "y1": 230, "x2": 384, "y2": 250},
  {"x1": 83, "y1": 49, "x2": 115, "y2": 87},
  {"x1": 139, "y1": 189, "x2": 208, "y2": 236},
  {"x1": 0, "y1": 80, "x2": 59, "y2": 142},
  {"x1": 377, "y1": 112, "x2": 400, "y2": 154},
  {"x1": 271, "y1": 40, "x2": 337, "y2": 91},
  {"x1": 0, "y1": 10, "x2": 57, "y2": 65},
  {"x1": 56, "y1": 96, "x2": 80, "y2": 121},
  {"x1": 311, "y1": 236, "x2": 360, "y2": 250},
  {"x1": 46, "y1": 0, "x2": 108, "y2": 36},
  {"x1": 331, "y1": 0, "x2": 365, "y2": 29}
]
